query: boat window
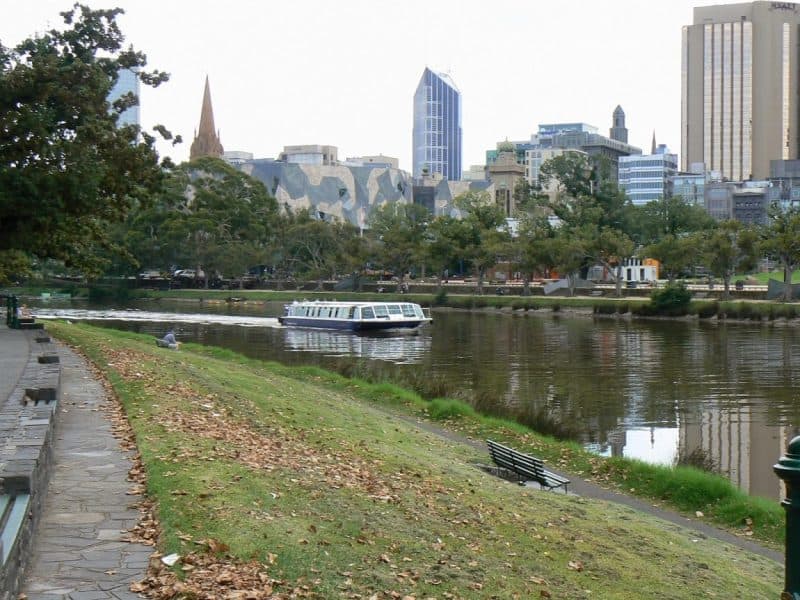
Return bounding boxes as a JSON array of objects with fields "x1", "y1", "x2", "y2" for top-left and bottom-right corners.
[
  {"x1": 349, "y1": 307, "x2": 356, "y2": 319},
  {"x1": 401, "y1": 304, "x2": 416, "y2": 317},
  {"x1": 362, "y1": 307, "x2": 375, "y2": 319},
  {"x1": 373, "y1": 305, "x2": 389, "y2": 318},
  {"x1": 387, "y1": 304, "x2": 402, "y2": 315},
  {"x1": 415, "y1": 305, "x2": 424, "y2": 318},
  {"x1": 321, "y1": 307, "x2": 330, "y2": 317},
  {"x1": 337, "y1": 307, "x2": 348, "y2": 318}
]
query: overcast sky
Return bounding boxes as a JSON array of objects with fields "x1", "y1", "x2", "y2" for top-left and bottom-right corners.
[{"x1": 2, "y1": 0, "x2": 704, "y2": 172}]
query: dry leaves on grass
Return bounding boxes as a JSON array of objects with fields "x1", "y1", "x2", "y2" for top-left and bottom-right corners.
[
  {"x1": 101, "y1": 346, "x2": 421, "y2": 504},
  {"x1": 131, "y1": 550, "x2": 290, "y2": 599}
]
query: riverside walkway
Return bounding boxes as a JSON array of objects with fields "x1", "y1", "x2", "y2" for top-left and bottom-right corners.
[{"x1": 0, "y1": 323, "x2": 151, "y2": 599}]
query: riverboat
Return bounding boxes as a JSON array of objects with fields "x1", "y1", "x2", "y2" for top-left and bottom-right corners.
[{"x1": 278, "y1": 300, "x2": 431, "y2": 331}]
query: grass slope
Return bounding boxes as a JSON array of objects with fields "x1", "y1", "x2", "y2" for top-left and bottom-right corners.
[{"x1": 49, "y1": 322, "x2": 781, "y2": 599}]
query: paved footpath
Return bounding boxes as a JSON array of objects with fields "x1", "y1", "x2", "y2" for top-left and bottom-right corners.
[{"x1": 20, "y1": 341, "x2": 151, "y2": 600}]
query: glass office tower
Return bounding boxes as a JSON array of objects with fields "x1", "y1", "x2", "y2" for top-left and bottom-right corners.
[{"x1": 412, "y1": 68, "x2": 462, "y2": 180}]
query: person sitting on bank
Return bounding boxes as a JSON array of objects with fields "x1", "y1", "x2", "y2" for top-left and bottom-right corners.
[{"x1": 157, "y1": 330, "x2": 180, "y2": 349}]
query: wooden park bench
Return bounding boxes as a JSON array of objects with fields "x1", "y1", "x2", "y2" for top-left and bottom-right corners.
[{"x1": 486, "y1": 439, "x2": 570, "y2": 492}]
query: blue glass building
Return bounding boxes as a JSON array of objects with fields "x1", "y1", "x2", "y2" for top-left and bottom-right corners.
[
  {"x1": 412, "y1": 68, "x2": 462, "y2": 180},
  {"x1": 108, "y1": 68, "x2": 140, "y2": 128}
]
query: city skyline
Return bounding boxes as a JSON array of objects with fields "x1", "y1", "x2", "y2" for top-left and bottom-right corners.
[{"x1": 3, "y1": 0, "x2": 705, "y2": 173}]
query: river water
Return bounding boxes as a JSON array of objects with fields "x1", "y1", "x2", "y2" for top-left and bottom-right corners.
[{"x1": 32, "y1": 298, "x2": 800, "y2": 500}]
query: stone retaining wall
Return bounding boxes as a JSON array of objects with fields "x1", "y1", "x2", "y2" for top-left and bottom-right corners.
[{"x1": 0, "y1": 330, "x2": 61, "y2": 600}]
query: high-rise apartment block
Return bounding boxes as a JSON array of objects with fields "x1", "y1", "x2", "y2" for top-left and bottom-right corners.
[
  {"x1": 681, "y1": 2, "x2": 800, "y2": 181},
  {"x1": 412, "y1": 68, "x2": 462, "y2": 180}
]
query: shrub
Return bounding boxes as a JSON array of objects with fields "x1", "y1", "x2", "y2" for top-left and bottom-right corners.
[
  {"x1": 648, "y1": 282, "x2": 692, "y2": 316},
  {"x1": 594, "y1": 303, "x2": 617, "y2": 315},
  {"x1": 695, "y1": 301, "x2": 719, "y2": 319},
  {"x1": 427, "y1": 398, "x2": 477, "y2": 420},
  {"x1": 433, "y1": 288, "x2": 448, "y2": 306}
]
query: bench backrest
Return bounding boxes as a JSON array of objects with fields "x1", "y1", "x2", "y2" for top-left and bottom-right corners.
[{"x1": 487, "y1": 440, "x2": 545, "y2": 478}]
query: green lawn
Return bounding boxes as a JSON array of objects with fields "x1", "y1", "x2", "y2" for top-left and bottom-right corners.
[{"x1": 48, "y1": 322, "x2": 782, "y2": 599}]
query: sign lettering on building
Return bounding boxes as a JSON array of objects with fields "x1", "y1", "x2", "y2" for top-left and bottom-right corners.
[{"x1": 771, "y1": 2, "x2": 798, "y2": 11}]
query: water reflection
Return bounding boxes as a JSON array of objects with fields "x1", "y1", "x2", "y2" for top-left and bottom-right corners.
[
  {"x1": 284, "y1": 328, "x2": 430, "y2": 363},
  {"x1": 29, "y1": 300, "x2": 800, "y2": 499}
]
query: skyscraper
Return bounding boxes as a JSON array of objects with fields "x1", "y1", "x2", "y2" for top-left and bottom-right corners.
[
  {"x1": 190, "y1": 76, "x2": 224, "y2": 161},
  {"x1": 681, "y1": 2, "x2": 800, "y2": 181},
  {"x1": 412, "y1": 68, "x2": 462, "y2": 180},
  {"x1": 108, "y1": 68, "x2": 140, "y2": 128}
]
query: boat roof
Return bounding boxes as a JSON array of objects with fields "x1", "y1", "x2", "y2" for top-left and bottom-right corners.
[{"x1": 287, "y1": 300, "x2": 419, "y2": 307}]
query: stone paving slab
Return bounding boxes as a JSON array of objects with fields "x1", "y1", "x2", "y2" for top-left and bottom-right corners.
[{"x1": 20, "y1": 343, "x2": 151, "y2": 599}]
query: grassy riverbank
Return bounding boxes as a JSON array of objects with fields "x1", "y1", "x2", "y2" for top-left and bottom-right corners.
[{"x1": 48, "y1": 321, "x2": 781, "y2": 598}]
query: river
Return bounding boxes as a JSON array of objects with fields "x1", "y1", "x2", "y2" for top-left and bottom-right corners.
[{"x1": 31, "y1": 298, "x2": 800, "y2": 500}]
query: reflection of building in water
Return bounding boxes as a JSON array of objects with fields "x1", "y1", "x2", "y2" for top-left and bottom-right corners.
[
  {"x1": 283, "y1": 329, "x2": 430, "y2": 363},
  {"x1": 680, "y1": 407, "x2": 797, "y2": 499}
]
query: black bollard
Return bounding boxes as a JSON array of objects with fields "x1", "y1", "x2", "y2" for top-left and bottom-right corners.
[{"x1": 774, "y1": 436, "x2": 800, "y2": 600}]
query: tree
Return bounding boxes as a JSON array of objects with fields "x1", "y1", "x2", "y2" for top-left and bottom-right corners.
[
  {"x1": 538, "y1": 153, "x2": 634, "y2": 296},
  {"x1": 629, "y1": 195, "x2": 716, "y2": 247},
  {"x1": 0, "y1": 5, "x2": 177, "y2": 283},
  {"x1": 645, "y1": 233, "x2": 704, "y2": 282},
  {"x1": 426, "y1": 215, "x2": 471, "y2": 288},
  {"x1": 367, "y1": 202, "x2": 430, "y2": 289},
  {"x1": 453, "y1": 191, "x2": 509, "y2": 293},
  {"x1": 285, "y1": 211, "x2": 344, "y2": 289},
  {"x1": 125, "y1": 157, "x2": 279, "y2": 286},
  {"x1": 704, "y1": 220, "x2": 759, "y2": 298},
  {"x1": 760, "y1": 204, "x2": 800, "y2": 301}
]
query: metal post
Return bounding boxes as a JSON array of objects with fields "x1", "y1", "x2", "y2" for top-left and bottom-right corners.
[{"x1": 774, "y1": 436, "x2": 800, "y2": 600}]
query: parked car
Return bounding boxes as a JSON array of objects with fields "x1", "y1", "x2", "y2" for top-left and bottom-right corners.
[{"x1": 173, "y1": 269, "x2": 205, "y2": 280}]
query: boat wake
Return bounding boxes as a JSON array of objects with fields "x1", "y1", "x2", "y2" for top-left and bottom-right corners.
[{"x1": 32, "y1": 308, "x2": 282, "y2": 328}]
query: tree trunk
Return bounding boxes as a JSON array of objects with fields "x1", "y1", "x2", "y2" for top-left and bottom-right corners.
[
  {"x1": 477, "y1": 269, "x2": 485, "y2": 295},
  {"x1": 723, "y1": 273, "x2": 732, "y2": 300},
  {"x1": 784, "y1": 260, "x2": 793, "y2": 302},
  {"x1": 614, "y1": 264, "x2": 623, "y2": 298},
  {"x1": 522, "y1": 275, "x2": 531, "y2": 297},
  {"x1": 567, "y1": 273, "x2": 577, "y2": 297}
]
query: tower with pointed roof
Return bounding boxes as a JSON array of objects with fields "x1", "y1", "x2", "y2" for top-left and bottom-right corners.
[
  {"x1": 190, "y1": 76, "x2": 224, "y2": 160},
  {"x1": 609, "y1": 105, "x2": 628, "y2": 144}
]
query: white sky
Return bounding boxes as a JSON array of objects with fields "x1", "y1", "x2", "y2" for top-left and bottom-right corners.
[{"x1": 2, "y1": 0, "x2": 703, "y2": 172}]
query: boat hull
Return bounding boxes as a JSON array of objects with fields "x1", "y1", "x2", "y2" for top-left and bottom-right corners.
[{"x1": 278, "y1": 316, "x2": 427, "y2": 331}]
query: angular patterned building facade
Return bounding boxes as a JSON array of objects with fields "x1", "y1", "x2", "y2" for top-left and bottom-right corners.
[
  {"x1": 412, "y1": 68, "x2": 462, "y2": 180},
  {"x1": 239, "y1": 160, "x2": 413, "y2": 230}
]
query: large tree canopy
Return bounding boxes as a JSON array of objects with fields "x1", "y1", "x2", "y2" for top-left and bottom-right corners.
[{"x1": 0, "y1": 4, "x2": 175, "y2": 283}]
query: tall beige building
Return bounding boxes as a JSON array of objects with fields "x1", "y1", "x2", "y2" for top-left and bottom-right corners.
[{"x1": 681, "y1": 2, "x2": 800, "y2": 181}]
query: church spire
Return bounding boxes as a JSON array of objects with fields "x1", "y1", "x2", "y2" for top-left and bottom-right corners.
[
  {"x1": 651, "y1": 130, "x2": 657, "y2": 155},
  {"x1": 190, "y1": 76, "x2": 224, "y2": 160}
]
